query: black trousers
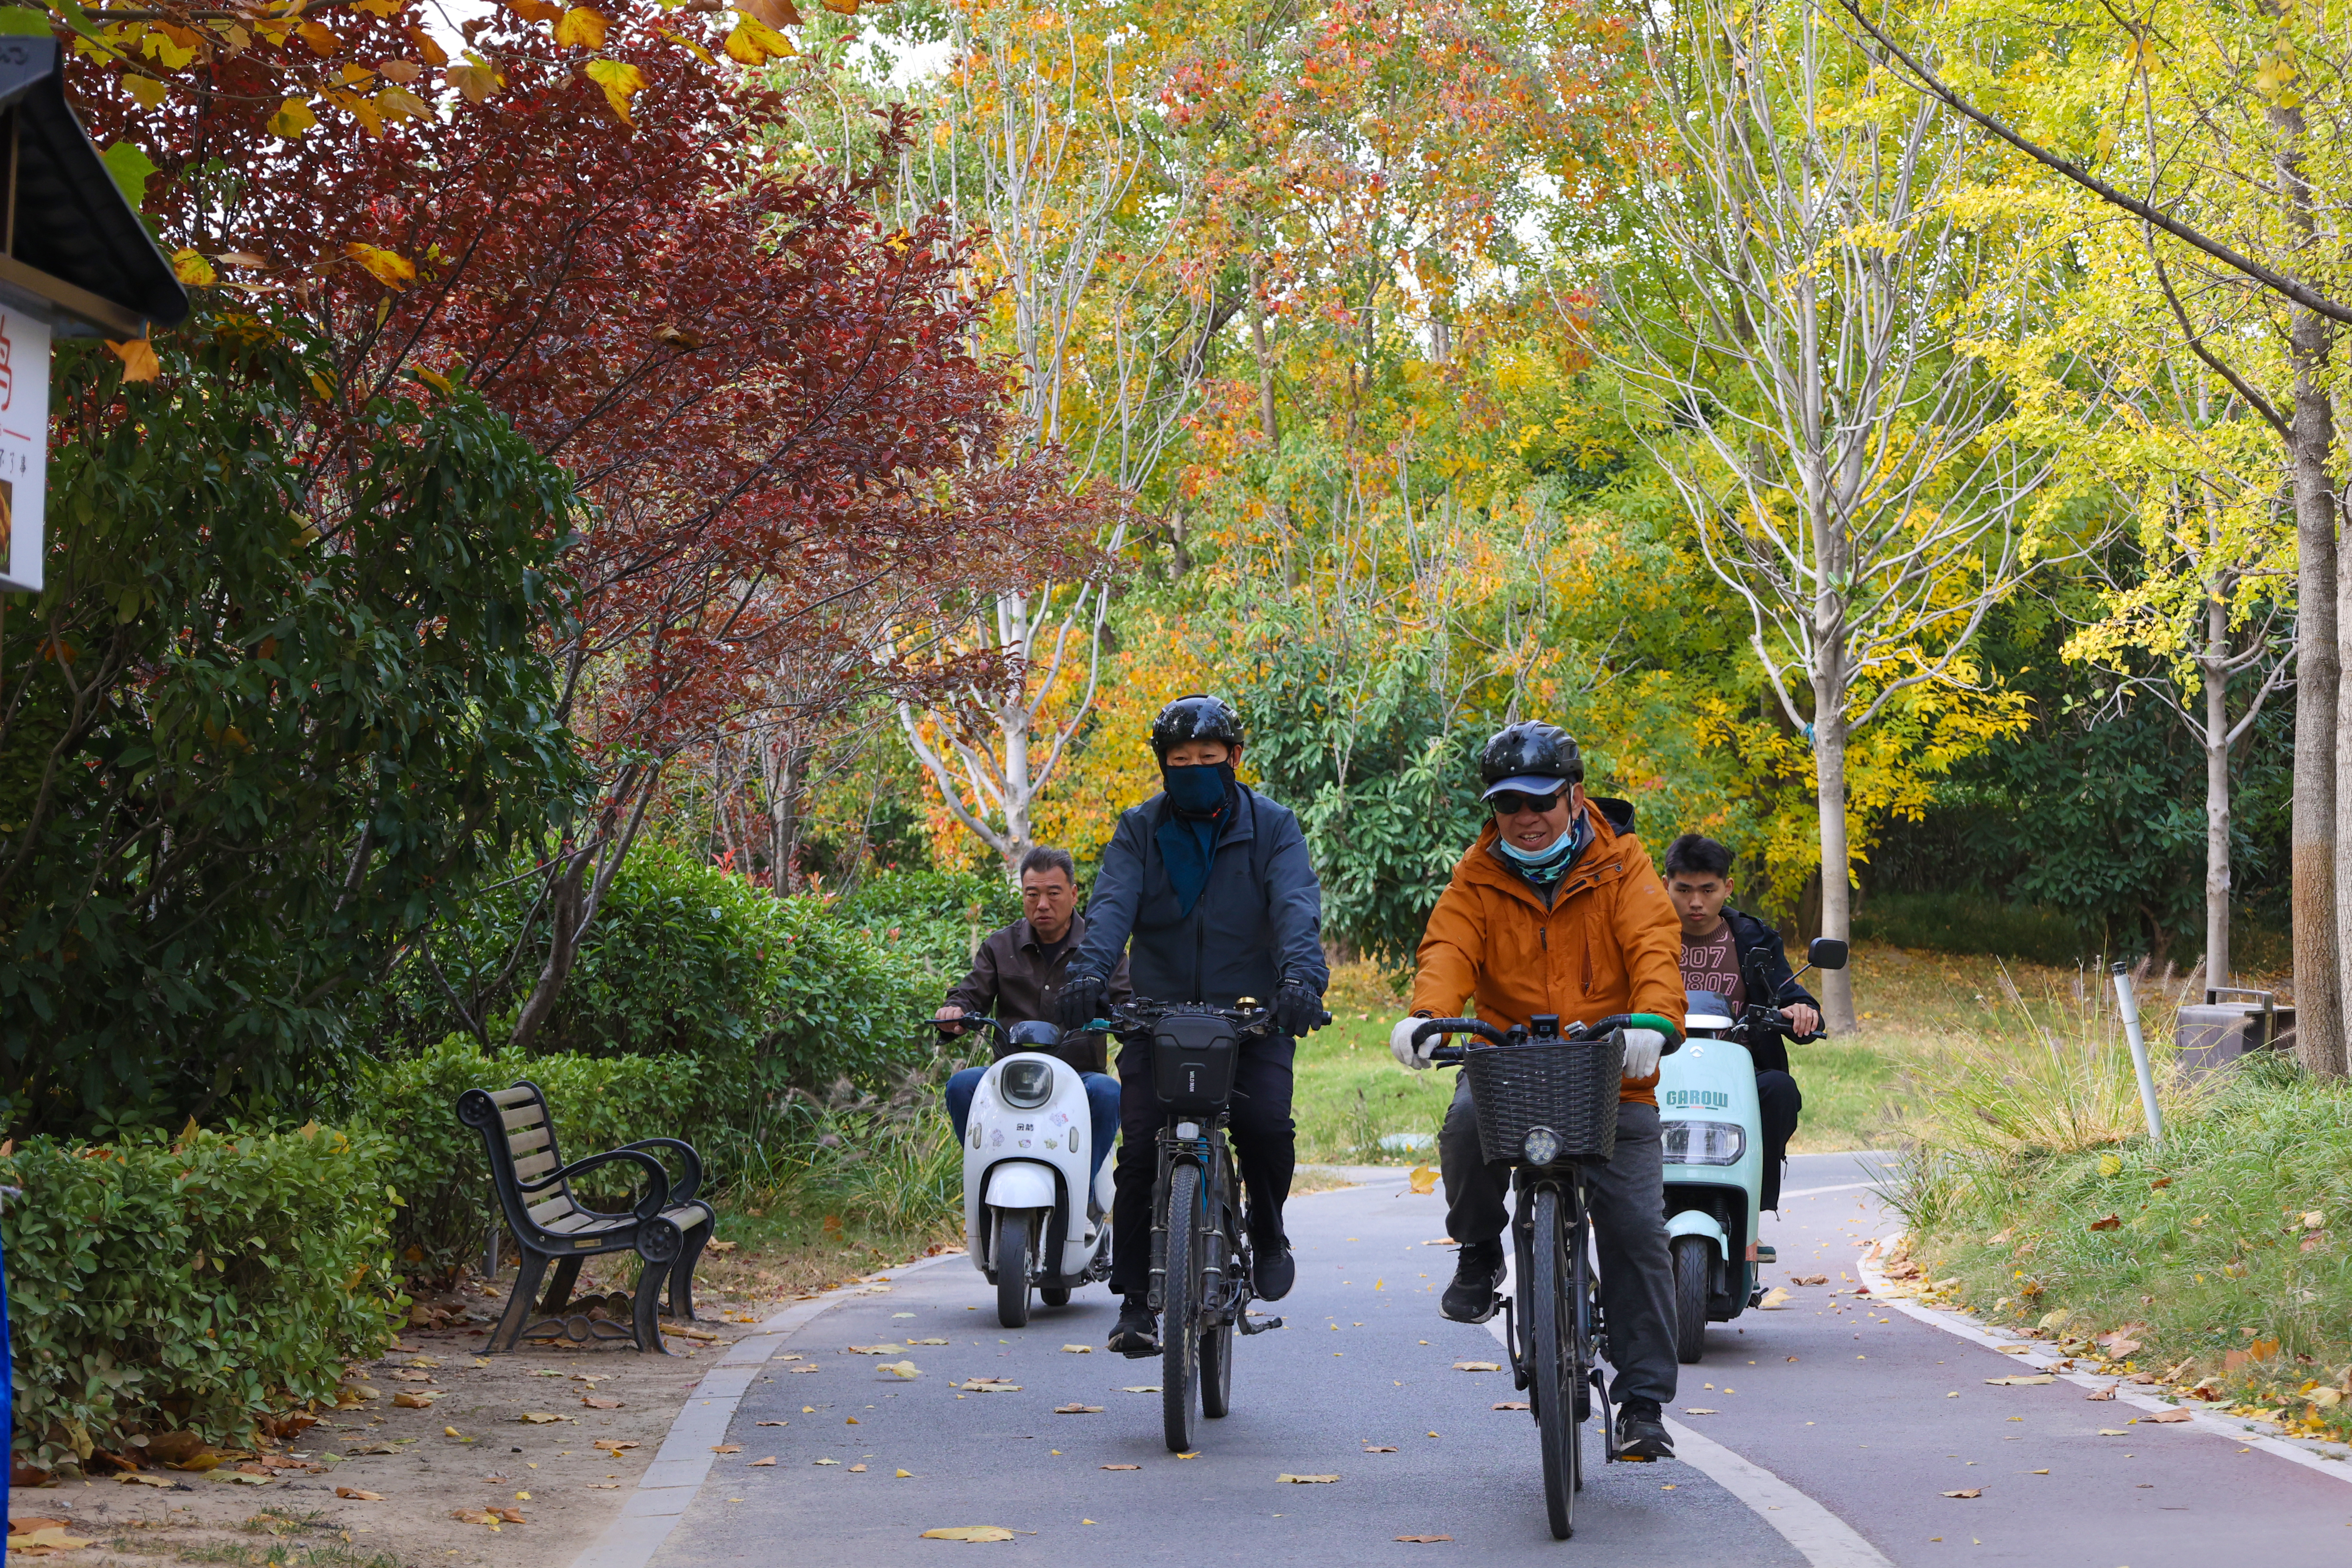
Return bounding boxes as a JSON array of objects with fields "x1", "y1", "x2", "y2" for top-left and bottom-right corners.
[
  {"x1": 1110, "y1": 1034, "x2": 1296, "y2": 1297},
  {"x1": 1757, "y1": 1069, "x2": 1801, "y2": 1210}
]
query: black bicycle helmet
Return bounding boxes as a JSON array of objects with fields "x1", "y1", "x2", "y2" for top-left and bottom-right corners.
[
  {"x1": 1150, "y1": 694, "x2": 1245, "y2": 758},
  {"x1": 1478, "y1": 720, "x2": 1583, "y2": 798}
]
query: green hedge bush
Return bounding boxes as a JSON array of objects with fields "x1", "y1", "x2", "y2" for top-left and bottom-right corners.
[
  {"x1": 2, "y1": 1127, "x2": 400, "y2": 1471},
  {"x1": 358, "y1": 1033, "x2": 713, "y2": 1274}
]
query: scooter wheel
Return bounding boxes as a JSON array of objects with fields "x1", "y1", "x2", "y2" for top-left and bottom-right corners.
[
  {"x1": 1671, "y1": 1234, "x2": 1710, "y2": 1364},
  {"x1": 1040, "y1": 1286, "x2": 1071, "y2": 1308},
  {"x1": 997, "y1": 1210, "x2": 1035, "y2": 1329}
]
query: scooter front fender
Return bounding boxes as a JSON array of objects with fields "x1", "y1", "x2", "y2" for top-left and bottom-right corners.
[
  {"x1": 983, "y1": 1162, "x2": 1058, "y2": 1212},
  {"x1": 1666, "y1": 1208, "x2": 1729, "y2": 1257}
]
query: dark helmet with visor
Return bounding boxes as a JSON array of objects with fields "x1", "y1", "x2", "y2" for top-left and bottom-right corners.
[
  {"x1": 1151, "y1": 695, "x2": 1245, "y2": 759},
  {"x1": 1478, "y1": 721, "x2": 1583, "y2": 800}
]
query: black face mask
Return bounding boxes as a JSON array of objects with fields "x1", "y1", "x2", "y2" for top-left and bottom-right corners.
[{"x1": 1163, "y1": 761, "x2": 1233, "y2": 814}]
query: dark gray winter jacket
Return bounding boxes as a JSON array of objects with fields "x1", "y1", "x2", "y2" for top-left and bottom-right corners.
[{"x1": 1070, "y1": 784, "x2": 1328, "y2": 1011}]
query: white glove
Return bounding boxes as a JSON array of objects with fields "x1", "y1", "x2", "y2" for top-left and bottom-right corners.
[
  {"x1": 1390, "y1": 1015, "x2": 1435, "y2": 1070},
  {"x1": 1620, "y1": 1027, "x2": 1667, "y2": 1081}
]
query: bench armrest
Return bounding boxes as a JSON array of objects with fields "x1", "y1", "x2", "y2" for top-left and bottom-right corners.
[
  {"x1": 617, "y1": 1139, "x2": 704, "y2": 1204},
  {"x1": 542, "y1": 1147, "x2": 671, "y2": 1222}
]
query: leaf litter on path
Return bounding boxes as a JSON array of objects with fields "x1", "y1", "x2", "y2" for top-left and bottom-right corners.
[{"x1": 922, "y1": 1526, "x2": 1020, "y2": 1542}]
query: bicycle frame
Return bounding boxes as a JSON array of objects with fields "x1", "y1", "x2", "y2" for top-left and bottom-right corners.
[
  {"x1": 1503, "y1": 1160, "x2": 1619, "y2": 1465},
  {"x1": 1145, "y1": 1112, "x2": 1250, "y2": 1327}
]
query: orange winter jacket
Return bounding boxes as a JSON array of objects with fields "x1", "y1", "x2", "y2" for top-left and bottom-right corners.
[{"x1": 1408, "y1": 798, "x2": 1686, "y2": 1106}]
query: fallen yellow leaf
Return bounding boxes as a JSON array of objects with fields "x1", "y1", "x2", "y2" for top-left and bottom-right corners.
[
  {"x1": 1942, "y1": 1488, "x2": 1981, "y2": 1499},
  {"x1": 1984, "y1": 1375, "x2": 2055, "y2": 1386},
  {"x1": 1452, "y1": 1361, "x2": 1501, "y2": 1372},
  {"x1": 920, "y1": 1526, "x2": 1016, "y2": 1542},
  {"x1": 1408, "y1": 1166, "x2": 1438, "y2": 1194},
  {"x1": 517, "y1": 1413, "x2": 567, "y2": 1424},
  {"x1": 335, "y1": 1487, "x2": 385, "y2": 1501},
  {"x1": 1061, "y1": 1344, "x2": 1093, "y2": 1354},
  {"x1": 1278, "y1": 1473, "x2": 1340, "y2": 1483},
  {"x1": 1757, "y1": 1288, "x2": 1791, "y2": 1309}
]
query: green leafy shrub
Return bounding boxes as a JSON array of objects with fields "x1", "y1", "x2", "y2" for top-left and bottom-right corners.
[
  {"x1": 0, "y1": 319, "x2": 577, "y2": 1138},
  {"x1": 830, "y1": 867, "x2": 1017, "y2": 981},
  {"x1": 357, "y1": 1033, "x2": 714, "y2": 1274},
  {"x1": 369, "y1": 845, "x2": 943, "y2": 1097},
  {"x1": 1851, "y1": 892, "x2": 2091, "y2": 966},
  {"x1": 1, "y1": 1127, "x2": 400, "y2": 1470}
]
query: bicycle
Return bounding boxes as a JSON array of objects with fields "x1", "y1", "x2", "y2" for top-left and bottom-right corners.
[
  {"x1": 1413, "y1": 1011, "x2": 1684, "y2": 1541},
  {"x1": 1093, "y1": 996, "x2": 1320, "y2": 1453}
]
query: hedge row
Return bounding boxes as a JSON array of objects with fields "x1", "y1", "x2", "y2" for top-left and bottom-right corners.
[{"x1": 1, "y1": 1127, "x2": 401, "y2": 1473}]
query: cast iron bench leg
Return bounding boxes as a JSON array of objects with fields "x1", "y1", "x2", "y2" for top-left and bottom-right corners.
[
  {"x1": 539, "y1": 1256, "x2": 583, "y2": 1317},
  {"x1": 490, "y1": 1250, "x2": 549, "y2": 1354},
  {"x1": 631, "y1": 1253, "x2": 671, "y2": 1353},
  {"x1": 666, "y1": 1224, "x2": 709, "y2": 1321}
]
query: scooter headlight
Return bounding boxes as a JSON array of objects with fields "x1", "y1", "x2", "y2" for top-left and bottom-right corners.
[
  {"x1": 1000, "y1": 1060, "x2": 1055, "y2": 1109},
  {"x1": 1662, "y1": 1120, "x2": 1745, "y2": 1166},
  {"x1": 1522, "y1": 1126, "x2": 1562, "y2": 1167}
]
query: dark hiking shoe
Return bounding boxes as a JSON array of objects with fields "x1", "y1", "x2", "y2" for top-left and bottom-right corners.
[
  {"x1": 1440, "y1": 1240, "x2": 1507, "y2": 1323},
  {"x1": 1616, "y1": 1398, "x2": 1674, "y2": 1460},
  {"x1": 1108, "y1": 1295, "x2": 1160, "y2": 1358},
  {"x1": 1253, "y1": 1236, "x2": 1296, "y2": 1302}
]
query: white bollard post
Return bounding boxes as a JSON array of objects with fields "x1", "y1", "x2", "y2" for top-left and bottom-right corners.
[{"x1": 2111, "y1": 961, "x2": 2165, "y2": 1147}]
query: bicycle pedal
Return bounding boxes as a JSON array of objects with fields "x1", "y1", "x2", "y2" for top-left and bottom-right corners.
[{"x1": 1238, "y1": 1314, "x2": 1283, "y2": 1335}]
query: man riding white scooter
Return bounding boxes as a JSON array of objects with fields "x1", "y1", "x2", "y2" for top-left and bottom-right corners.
[
  {"x1": 937, "y1": 846, "x2": 1128, "y2": 1193},
  {"x1": 1660, "y1": 834, "x2": 1818, "y2": 1212}
]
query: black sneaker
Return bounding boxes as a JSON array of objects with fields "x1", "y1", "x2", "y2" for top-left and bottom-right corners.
[
  {"x1": 1108, "y1": 1295, "x2": 1160, "y2": 1358},
  {"x1": 1253, "y1": 1236, "x2": 1296, "y2": 1302},
  {"x1": 1616, "y1": 1397, "x2": 1674, "y2": 1460},
  {"x1": 1440, "y1": 1240, "x2": 1506, "y2": 1323}
]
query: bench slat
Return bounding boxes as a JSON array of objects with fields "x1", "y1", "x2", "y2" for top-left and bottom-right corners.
[
  {"x1": 664, "y1": 1204, "x2": 710, "y2": 1232},
  {"x1": 527, "y1": 1194, "x2": 577, "y2": 1225},
  {"x1": 501, "y1": 1104, "x2": 549, "y2": 1132},
  {"x1": 512, "y1": 1149, "x2": 560, "y2": 1182},
  {"x1": 546, "y1": 1212, "x2": 622, "y2": 1235},
  {"x1": 507, "y1": 1126, "x2": 552, "y2": 1159},
  {"x1": 489, "y1": 1085, "x2": 539, "y2": 1109}
]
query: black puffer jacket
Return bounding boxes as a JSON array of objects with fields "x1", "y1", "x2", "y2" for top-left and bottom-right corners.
[{"x1": 1070, "y1": 784, "x2": 1328, "y2": 1013}]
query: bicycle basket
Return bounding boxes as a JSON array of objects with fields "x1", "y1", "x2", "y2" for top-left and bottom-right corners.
[
  {"x1": 1460, "y1": 1031, "x2": 1624, "y2": 1166},
  {"x1": 1149, "y1": 1010, "x2": 1241, "y2": 1114}
]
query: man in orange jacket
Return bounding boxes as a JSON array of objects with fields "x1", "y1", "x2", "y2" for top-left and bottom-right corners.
[{"x1": 1388, "y1": 721, "x2": 1685, "y2": 1459}]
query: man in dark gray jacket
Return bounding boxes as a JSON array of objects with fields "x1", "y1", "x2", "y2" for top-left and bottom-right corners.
[{"x1": 1057, "y1": 695, "x2": 1329, "y2": 1356}]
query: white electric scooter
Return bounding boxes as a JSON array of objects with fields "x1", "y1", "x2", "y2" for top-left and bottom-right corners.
[{"x1": 957, "y1": 1017, "x2": 1115, "y2": 1328}]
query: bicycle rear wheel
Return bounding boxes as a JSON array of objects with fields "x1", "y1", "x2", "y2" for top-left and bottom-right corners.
[
  {"x1": 1161, "y1": 1162, "x2": 1202, "y2": 1452},
  {"x1": 1528, "y1": 1186, "x2": 1579, "y2": 1540}
]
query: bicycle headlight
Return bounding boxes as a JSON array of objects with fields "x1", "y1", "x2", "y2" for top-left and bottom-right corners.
[
  {"x1": 1000, "y1": 1060, "x2": 1054, "y2": 1109},
  {"x1": 1662, "y1": 1119, "x2": 1745, "y2": 1166},
  {"x1": 1522, "y1": 1126, "x2": 1562, "y2": 1166}
]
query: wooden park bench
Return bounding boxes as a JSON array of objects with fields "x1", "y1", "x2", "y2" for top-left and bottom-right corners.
[{"x1": 456, "y1": 1081, "x2": 716, "y2": 1354}]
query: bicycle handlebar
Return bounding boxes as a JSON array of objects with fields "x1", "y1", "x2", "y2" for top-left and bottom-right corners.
[
  {"x1": 1087, "y1": 997, "x2": 1332, "y2": 1037},
  {"x1": 1410, "y1": 1011, "x2": 1687, "y2": 1058}
]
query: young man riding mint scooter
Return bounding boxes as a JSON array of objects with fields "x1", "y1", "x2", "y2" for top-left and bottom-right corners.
[
  {"x1": 1057, "y1": 695, "x2": 1329, "y2": 1357},
  {"x1": 1390, "y1": 722, "x2": 1687, "y2": 1459}
]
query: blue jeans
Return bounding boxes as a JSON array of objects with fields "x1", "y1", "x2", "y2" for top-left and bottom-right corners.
[{"x1": 946, "y1": 1066, "x2": 1120, "y2": 1181}]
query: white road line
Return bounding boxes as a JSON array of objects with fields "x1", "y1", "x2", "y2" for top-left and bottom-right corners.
[
  {"x1": 1852, "y1": 1232, "x2": 2352, "y2": 1488},
  {"x1": 1778, "y1": 1181, "x2": 1888, "y2": 1200},
  {"x1": 1663, "y1": 1418, "x2": 1895, "y2": 1568},
  {"x1": 1480, "y1": 1295, "x2": 1888, "y2": 1568}
]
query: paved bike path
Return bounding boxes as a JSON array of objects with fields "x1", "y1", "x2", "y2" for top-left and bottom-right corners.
[
  {"x1": 644, "y1": 1149, "x2": 2352, "y2": 1565},
  {"x1": 646, "y1": 1176, "x2": 1801, "y2": 1565}
]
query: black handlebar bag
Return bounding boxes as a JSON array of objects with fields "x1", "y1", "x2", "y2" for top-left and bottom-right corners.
[{"x1": 1149, "y1": 1011, "x2": 1241, "y2": 1114}]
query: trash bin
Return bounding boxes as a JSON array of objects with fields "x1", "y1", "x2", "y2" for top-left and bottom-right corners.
[{"x1": 2174, "y1": 988, "x2": 2291, "y2": 1075}]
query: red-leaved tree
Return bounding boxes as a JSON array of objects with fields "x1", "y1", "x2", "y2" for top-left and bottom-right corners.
[{"x1": 70, "y1": 0, "x2": 1116, "y2": 1046}]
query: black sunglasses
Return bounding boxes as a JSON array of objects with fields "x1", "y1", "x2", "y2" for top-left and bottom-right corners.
[{"x1": 1489, "y1": 788, "x2": 1568, "y2": 816}]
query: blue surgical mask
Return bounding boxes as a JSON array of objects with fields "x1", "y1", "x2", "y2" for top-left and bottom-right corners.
[
  {"x1": 1496, "y1": 830, "x2": 1571, "y2": 865},
  {"x1": 1163, "y1": 763, "x2": 1229, "y2": 813}
]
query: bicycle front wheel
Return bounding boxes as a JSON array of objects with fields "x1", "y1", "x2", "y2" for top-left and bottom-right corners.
[
  {"x1": 1528, "y1": 1185, "x2": 1580, "y2": 1540},
  {"x1": 1161, "y1": 1162, "x2": 1202, "y2": 1452}
]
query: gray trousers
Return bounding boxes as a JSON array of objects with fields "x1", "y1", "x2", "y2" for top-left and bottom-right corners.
[{"x1": 1439, "y1": 1080, "x2": 1677, "y2": 1408}]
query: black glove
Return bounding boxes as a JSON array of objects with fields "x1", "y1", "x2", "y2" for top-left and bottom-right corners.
[
  {"x1": 1271, "y1": 982, "x2": 1325, "y2": 1038},
  {"x1": 1057, "y1": 972, "x2": 1110, "y2": 1034}
]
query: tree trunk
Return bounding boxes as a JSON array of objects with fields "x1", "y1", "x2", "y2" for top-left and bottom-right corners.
[
  {"x1": 2202, "y1": 582, "x2": 2232, "y2": 993},
  {"x1": 1813, "y1": 698, "x2": 1858, "y2": 1033},
  {"x1": 2288, "y1": 309, "x2": 2344, "y2": 1076},
  {"x1": 1249, "y1": 285, "x2": 1297, "y2": 591}
]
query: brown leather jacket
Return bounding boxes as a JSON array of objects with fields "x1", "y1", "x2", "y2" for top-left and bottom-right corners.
[{"x1": 943, "y1": 915, "x2": 1131, "y2": 1074}]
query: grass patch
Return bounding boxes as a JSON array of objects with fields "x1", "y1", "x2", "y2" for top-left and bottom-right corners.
[{"x1": 1889, "y1": 1059, "x2": 2352, "y2": 1441}]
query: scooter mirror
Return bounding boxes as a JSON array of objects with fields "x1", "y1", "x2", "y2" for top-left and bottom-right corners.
[
  {"x1": 1007, "y1": 1020, "x2": 1063, "y2": 1047},
  {"x1": 1807, "y1": 937, "x2": 1850, "y2": 971}
]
